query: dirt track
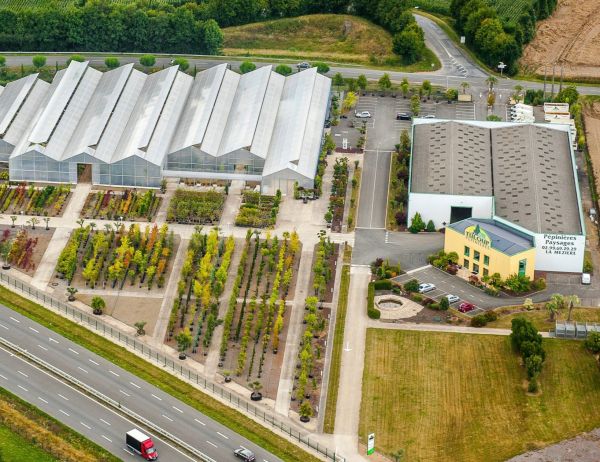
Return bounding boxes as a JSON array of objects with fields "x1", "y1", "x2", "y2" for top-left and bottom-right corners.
[{"x1": 520, "y1": 0, "x2": 600, "y2": 79}]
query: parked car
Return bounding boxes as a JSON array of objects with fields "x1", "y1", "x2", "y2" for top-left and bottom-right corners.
[
  {"x1": 458, "y1": 302, "x2": 475, "y2": 313},
  {"x1": 396, "y1": 112, "x2": 411, "y2": 120},
  {"x1": 355, "y1": 111, "x2": 372, "y2": 118},
  {"x1": 446, "y1": 294, "x2": 460, "y2": 304},
  {"x1": 234, "y1": 448, "x2": 256, "y2": 462},
  {"x1": 324, "y1": 120, "x2": 331, "y2": 128},
  {"x1": 423, "y1": 114, "x2": 436, "y2": 119},
  {"x1": 582, "y1": 273, "x2": 592, "y2": 285},
  {"x1": 297, "y1": 62, "x2": 311, "y2": 70},
  {"x1": 418, "y1": 283, "x2": 436, "y2": 293}
]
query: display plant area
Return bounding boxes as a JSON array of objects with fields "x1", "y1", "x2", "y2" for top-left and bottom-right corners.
[
  {"x1": 360, "y1": 329, "x2": 600, "y2": 462},
  {"x1": 54, "y1": 223, "x2": 176, "y2": 292},
  {"x1": 81, "y1": 189, "x2": 161, "y2": 221},
  {"x1": 0, "y1": 183, "x2": 70, "y2": 217},
  {"x1": 325, "y1": 157, "x2": 349, "y2": 233},
  {"x1": 0, "y1": 227, "x2": 53, "y2": 275},
  {"x1": 235, "y1": 190, "x2": 281, "y2": 228},
  {"x1": 166, "y1": 189, "x2": 225, "y2": 225}
]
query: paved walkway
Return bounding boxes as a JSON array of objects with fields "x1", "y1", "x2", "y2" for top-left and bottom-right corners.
[
  {"x1": 219, "y1": 180, "x2": 244, "y2": 234},
  {"x1": 154, "y1": 179, "x2": 177, "y2": 223},
  {"x1": 367, "y1": 319, "x2": 551, "y2": 337}
]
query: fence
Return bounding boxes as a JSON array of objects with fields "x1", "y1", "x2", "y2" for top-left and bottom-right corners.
[{"x1": 0, "y1": 271, "x2": 344, "y2": 462}]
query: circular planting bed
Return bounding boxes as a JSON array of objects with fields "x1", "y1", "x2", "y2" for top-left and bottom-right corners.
[{"x1": 374, "y1": 295, "x2": 423, "y2": 320}]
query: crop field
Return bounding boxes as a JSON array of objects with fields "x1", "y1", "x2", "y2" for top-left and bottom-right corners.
[
  {"x1": 489, "y1": 0, "x2": 534, "y2": 21},
  {"x1": 360, "y1": 329, "x2": 600, "y2": 461},
  {"x1": 0, "y1": 0, "x2": 175, "y2": 9}
]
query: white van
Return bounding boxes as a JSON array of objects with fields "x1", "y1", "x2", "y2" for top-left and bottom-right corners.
[{"x1": 582, "y1": 273, "x2": 591, "y2": 285}]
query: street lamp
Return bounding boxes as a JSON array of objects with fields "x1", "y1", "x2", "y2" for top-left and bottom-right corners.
[{"x1": 497, "y1": 62, "x2": 506, "y2": 77}]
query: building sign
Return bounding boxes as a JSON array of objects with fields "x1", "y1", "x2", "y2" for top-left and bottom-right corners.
[
  {"x1": 367, "y1": 433, "x2": 375, "y2": 455},
  {"x1": 540, "y1": 234, "x2": 578, "y2": 256},
  {"x1": 464, "y1": 225, "x2": 491, "y2": 249}
]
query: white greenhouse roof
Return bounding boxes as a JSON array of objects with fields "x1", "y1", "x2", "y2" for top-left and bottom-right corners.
[{"x1": 2, "y1": 61, "x2": 330, "y2": 181}]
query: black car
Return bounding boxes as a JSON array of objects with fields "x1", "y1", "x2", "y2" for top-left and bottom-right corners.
[
  {"x1": 234, "y1": 448, "x2": 256, "y2": 462},
  {"x1": 324, "y1": 120, "x2": 331, "y2": 128},
  {"x1": 396, "y1": 112, "x2": 411, "y2": 120}
]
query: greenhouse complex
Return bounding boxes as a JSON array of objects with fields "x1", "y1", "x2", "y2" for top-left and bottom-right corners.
[{"x1": 0, "y1": 61, "x2": 331, "y2": 193}]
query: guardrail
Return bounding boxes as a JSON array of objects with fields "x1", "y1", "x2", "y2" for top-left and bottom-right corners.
[
  {"x1": 0, "y1": 336, "x2": 217, "y2": 462},
  {"x1": 0, "y1": 272, "x2": 345, "y2": 462}
]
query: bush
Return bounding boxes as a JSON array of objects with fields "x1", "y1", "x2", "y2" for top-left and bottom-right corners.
[
  {"x1": 584, "y1": 332, "x2": 600, "y2": 354},
  {"x1": 527, "y1": 378, "x2": 539, "y2": 393},
  {"x1": 439, "y1": 297, "x2": 449, "y2": 311},
  {"x1": 367, "y1": 282, "x2": 381, "y2": 319},
  {"x1": 403, "y1": 279, "x2": 419, "y2": 293},
  {"x1": 584, "y1": 252, "x2": 594, "y2": 274},
  {"x1": 373, "y1": 279, "x2": 392, "y2": 290},
  {"x1": 483, "y1": 311, "x2": 498, "y2": 323},
  {"x1": 239, "y1": 61, "x2": 256, "y2": 74},
  {"x1": 470, "y1": 315, "x2": 488, "y2": 327},
  {"x1": 531, "y1": 277, "x2": 546, "y2": 291},
  {"x1": 411, "y1": 294, "x2": 423, "y2": 303},
  {"x1": 425, "y1": 220, "x2": 436, "y2": 232},
  {"x1": 484, "y1": 286, "x2": 500, "y2": 297},
  {"x1": 525, "y1": 354, "x2": 543, "y2": 379}
]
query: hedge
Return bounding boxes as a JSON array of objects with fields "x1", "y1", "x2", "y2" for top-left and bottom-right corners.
[
  {"x1": 367, "y1": 282, "x2": 381, "y2": 319},
  {"x1": 373, "y1": 279, "x2": 392, "y2": 290}
]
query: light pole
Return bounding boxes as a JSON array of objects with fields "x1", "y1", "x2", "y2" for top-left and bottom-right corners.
[{"x1": 497, "y1": 62, "x2": 506, "y2": 77}]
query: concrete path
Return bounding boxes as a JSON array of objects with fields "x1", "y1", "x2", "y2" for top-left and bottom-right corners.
[
  {"x1": 154, "y1": 179, "x2": 177, "y2": 223},
  {"x1": 219, "y1": 180, "x2": 244, "y2": 233},
  {"x1": 63, "y1": 183, "x2": 91, "y2": 222},
  {"x1": 367, "y1": 320, "x2": 551, "y2": 337}
]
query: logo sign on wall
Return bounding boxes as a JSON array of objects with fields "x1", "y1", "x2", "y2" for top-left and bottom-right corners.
[
  {"x1": 464, "y1": 224, "x2": 491, "y2": 249},
  {"x1": 367, "y1": 433, "x2": 375, "y2": 455}
]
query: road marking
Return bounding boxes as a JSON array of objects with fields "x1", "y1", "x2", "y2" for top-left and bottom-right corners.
[
  {"x1": 119, "y1": 389, "x2": 130, "y2": 397},
  {"x1": 206, "y1": 441, "x2": 218, "y2": 448},
  {"x1": 17, "y1": 370, "x2": 28, "y2": 378},
  {"x1": 18, "y1": 385, "x2": 28, "y2": 391},
  {"x1": 80, "y1": 422, "x2": 92, "y2": 430},
  {"x1": 59, "y1": 409, "x2": 69, "y2": 416},
  {"x1": 129, "y1": 381, "x2": 141, "y2": 389},
  {"x1": 151, "y1": 394, "x2": 162, "y2": 401},
  {"x1": 108, "y1": 370, "x2": 119, "y2": 377},
  {"x1": 217, "y1": 431, "x2": 229, "y2": 439},
  {"x1": 100, "y1": 418, "x2": 111, "y2": 426},
  {"x1": 194, "y1": 418, "x2": 206, "y2": 426},
  {"x1": 162, "y1": 414, "x2": 173, "y2": 422},
  {"x1": 68, "y1": 348, "x2": 79, "y2": 355},
  {"x1": 88, "y1": 359, "x2": 100, "y2": 366},
  {"x1": 0, "y1": 374, "x2": 6, "y2": 380},
  {"x1": 37, "y1": 344, "x2": 48, "y2": 351},
  {"x1": 0, "y1": 322, "x2": 8, "y2": 329},
  {"x1": 38, "y1": 397, "x2": 48, "y2": 404},
  {"x1": 49, "y1": 337, "x2": 59, "y2": 344},
  {"x1": 102, "y1": 435, "x2": 112, "y2": 443},
  {"x1": 172, "y1": 406, "x2": 183, "y2": 414},
  {"x1": 78, "y1": 366, "x2": 88, "y2": 374},
  {"x1": 29, "y1": 326, "x2": 39, "y2": 333},
  {"x1": 57, "y1": 393, "x2": 69, "y2": 401},
  {"x1": 9, "y1": 316, "x2": 20, "y2": 323}
]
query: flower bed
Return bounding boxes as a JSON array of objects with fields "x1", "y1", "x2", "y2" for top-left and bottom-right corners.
[
  {"x1": 0, "y1": 183, "x2": 70, "y2": 217},
  {"x1": 325, "y1": 157, "x2": 349, "y2": 233},
  {"x1": 0, "y1": 229, "x2": 38, "y2": 272},
  {"x1": 166, "y1": 189, "x2": 224, "y2": 224},
  {"x1": 81, "y1": 189, "x2": 160, "y2": 221},
  {"x1": 235, "y1": 191, "x2": 281, "y2": 228}
]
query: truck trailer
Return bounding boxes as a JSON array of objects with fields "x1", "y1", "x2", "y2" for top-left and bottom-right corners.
[{"x1": 126, "y1": 429, "x2": 158, "y2": 460}]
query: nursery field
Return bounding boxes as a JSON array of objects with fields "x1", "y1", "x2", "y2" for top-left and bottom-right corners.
[
  {"x1": 326, "y1": 157, "x2": 349, "y2": 233},
  {"x1": 79, "y1": 294, "x2": 163, "y2": 332},
  {"x1": 235, "y1": 190, "x2": 281, "y2": 228},
  {"x1": 54, "y1": 223, "x2": 178, "y2": 294},
  {"x1": 0, "y1": 183, "x2": 70, "y2": 217},
  {"x1": 81, "y1": 189, "x2": 161, "y2": 221},
  {"x1": 166, "y1": 189, "x2": 224, "y2": 225},
  {"x1": 0, "y1": 226, "x2": 54, "y2": 276}
]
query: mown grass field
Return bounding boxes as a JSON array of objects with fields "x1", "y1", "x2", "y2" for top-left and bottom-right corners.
[
  {"x1": 487, "y1": 307, "x2": 600, "y2": 331},
  {"x1": 360, "y1": 329, "x2": 600, "y2": 462},
  {"x1": 0, "y1": 425, "x2": 57, "y2": 462},
  {"x1": 223, "y1": 14, "x2": 440, "y2": 70}
]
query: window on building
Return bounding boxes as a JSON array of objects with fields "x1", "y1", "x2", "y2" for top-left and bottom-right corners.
[
  {"x1": 483, "y1": 268, "x2": 489, "y2": 277},
  {"x1": 474, "y1": 250, "x2": 480, "y2": 261},
  {"x1": 464, "y1": 246, "x2": 470, "y2": 257},
  {"x1": 483, "y1": 255, "x2": 490, "y2": 266},
  {"x1": 473, "y1": 263, "x2": 480, "y2": 274},
  {"x1": 519, "y1": 259, "x2": 527, "y2": 276},
  {"x1": 463, "y1": 259, "x2": 469, "y2": 269}
]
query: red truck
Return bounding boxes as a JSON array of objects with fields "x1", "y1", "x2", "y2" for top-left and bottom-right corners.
[{"x1": 126, "y1": 429, "x2": 158, "y2": 460}]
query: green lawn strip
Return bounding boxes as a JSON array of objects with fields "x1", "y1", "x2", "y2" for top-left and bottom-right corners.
[
  {"x1": 0, "y1": 285, "x2": 320, "y2": 462},
  {"x1": 0, "y1": 424, "x2": 58, "y2": 462},
  {"x1": 0, "y1": 386, "x2": 117, "y2": 462},
  {"x1": 323, "y1": 265, "x2": 350, "y2": 433}
]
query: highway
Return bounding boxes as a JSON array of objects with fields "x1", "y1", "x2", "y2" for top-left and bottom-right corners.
[{"x1": 0, "y1": 305, "x2": 283, "y2": 462}]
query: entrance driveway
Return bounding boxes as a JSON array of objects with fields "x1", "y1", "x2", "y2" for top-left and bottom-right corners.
[{"x1": 356, "y1": 151, "x2": 390, "y2": 229}]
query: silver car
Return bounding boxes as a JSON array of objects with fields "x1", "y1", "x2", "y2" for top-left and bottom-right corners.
[
  {"x1": 355, "y1": 111, "x2": 371, "y2": 118},
  {"x1": 446, "y1": 294, "x2": 459, "y2": 304},
  {"x1": 418, "y1": 283, "x2": 436, "y2": 293}
]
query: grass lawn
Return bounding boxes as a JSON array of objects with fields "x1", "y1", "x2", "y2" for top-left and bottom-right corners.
[
  {"x1": 360, "y1": 329, "x2": 600, "y2": 461},
  {"x1": 487, "y1": 307, "x2": 600, "y2": 331},
  {"x1": 0, "y1": 425, "x2": 57, "y2": 462},
  {"x1": 223, "y1": 14, "x2": 441, "y2": 71}
]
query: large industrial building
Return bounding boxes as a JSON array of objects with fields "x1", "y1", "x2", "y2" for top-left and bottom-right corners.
[
  {"x1": 0, "y1": 61, "x2": 331, "y2": 193},
  {"x1": 408, "y1": 119, "x2": 586, "y2": 276}
]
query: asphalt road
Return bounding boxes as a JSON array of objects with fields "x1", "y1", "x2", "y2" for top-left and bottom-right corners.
[
  {"x1": 356, "y1": 151, "x2": 390, "y2": 229},
  {"x1": 0, "y1": 305, "x2": 282, "y2": 462}
]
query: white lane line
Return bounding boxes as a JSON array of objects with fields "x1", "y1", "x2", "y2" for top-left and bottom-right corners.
[
  {"x1": 108, "y1": 370, "x2": 119, "y2": 377},
  {"x1": 29, "y1": 326, "x2": 40, "y2": 333},
  {"x1": 38, "y1": 397, "x2": 48, "y2": 404},
  {"x1": 57, "y1": 393, "x2": 69, "y2": 401},
  {"x1": 119, "y1": 389, "x2": 130, "y2": 397},
  {"x1": 194, "y1": 418, "x2": 206, "y2": 426},
  {"x1": 0, "y1": 374, "x2": 7, "y2": 380},
  {"x1": 49, "y1": 337, "x2": 59, "y2": 344},
  {"x1": 0, "y1": 322, "x2": 8, "y2": 329},
  {"x1": 162, "y1": 414, "x2": 173, "y2": 422},
  {"x1": 216, "y1": 431, "x2": 229, "y2": 439},
  {"x1": 37, "y1": 344, "x2": 48, "y2": 351},
  {"x1": 88, "y1": 359, "x2": 100, "y2": 366},
  {"x1": 129, "y1": 381, "x2": 141, "y2": 389},
  {"x1": 99, "y1": 418, "x2": 111, "y2": 426},
  {"x1": 102, "y1": 435, "x2": 112, "y2": 443},
  {"x1": 17, "y1": 385, "x2": 28, "y2": 391},
  {"x1": 206, "y1": 441, "x2": 218, "y2": 448},
  {"x1": 68, "y1": 348, "x2": 79, "y2": 355},
  {"x1": 172, "y1": 406, "x2": 183, "y2": 414},
  {"x1": 59, "y1": 409, "x2": 70, "y2": 416},
  {"x1": 9, "y1": 316, "x2": 20, "y2": 323},
  {"x1": 78, "y1": 366, "x2": 88, "y2": 374},
  {"x1": 17, "y1": 370, "x2": 28, "y2": 378},
  {"x1": 151, "y1": 394, "x2": 162, "y2": 401},
  {"x1": 80, "y1": 422, "x2": 92, "y2": 430}
]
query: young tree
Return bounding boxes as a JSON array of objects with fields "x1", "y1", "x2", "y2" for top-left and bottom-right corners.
[
  {"x1": 28, "y1": 217, "x2": 39, "y2": 230},
  {"x1": 357, "y1": 74, "x2": 368, "y2": 90},
  {"x1": 487, "y1": 92, "x2": 496, "y2": 107},
  {"x1": 275, "y1": 64, "x2": 292, "y2": 76},
  {"x1": 172, "y1": 57, "x2": 189, "y2": 72},
  {"x1": 400, "y1": 81, "x2": 409, "y2": 98},
  {"x1": 513, "y1": 84, "x2": 524, "y2": 102},
  {"x1": 485, "y1": 75, "x2": 498, "y2": 92},
  {"x1": 565, "y1": 294, "x2": 580, "y2": 322},
  {"x1": 91, "y1": 296, "x2": 105, "y2": 315},
  {"x1": 9, "y1": 216, "x2": 16, "y2": 228},
  {"x1": 175, "y1": 328, "x2": 192, "y2": 358},
  {"x1": 421, "y1": 80, "x2": 432, "y2": 99},
  {"x1": 134, "y1": 321, "x2": 147, "y2": 336},
  {"x1": 378, "y1": 73, "x2": 392, "y2": 92},
  {"x1": 239, "y1": 61, "x2": 256, "y2": 74},
  {"x1": 439, "y1": 297, "x2": 450, "y2": 311},
  {"x1": 426, "y1": 219, "x2": 436, "y2": 232},
  {"x1": 139, "y1": 54, "x2": 156, "y2": 70},
  {"x1": 0, "y1": 55, "x2": 5, "y2": 71},
  {"x1": 504, "y1": 274, "x2": 531, "y2": 294},
  {"x1": 445, "y1": 88, "x2": 458, "y2": 102},
  {"x1": 408, "y1": 212, "x2": 425, "y2": 233},
  {"x1": 202, "y1": 19, "x2": 224, "y2": 55},
  {"x1": 410, "y1": 94, "x2": 420, "y2": 116},
  {"x1": 486, "y1": 114, "x2": 502, "y2": 121},
  {"x1": 105, "y1": 57, "x2": 120, "y2": 69},
  {"x1": 249, "y1": 381, "x2": 263, "y2": 400},
  {"x1": 66, "y1": 286, "x2": 78, "y2": 302},
  {"x1": 313, "y1": 62, "x2": 330, "y2": 74},
  {"x1": 393, "y1": 30, "x2": 424, "y2": 64},
  {"x1": 299, "y1": 400, "x2": 313, "y2": 422},
  {"x1": 332, "y1": 72, "x2": 345, "y2": 89},
  {"x1": 32, "y1": 55, "x2": 46, "y2": 69},
  {"x1": 460, "y1": 81, "x2": 470, "y2": 94},
  {"x1": 68, "y1": 54, "x2": 85, "y2": 64},
  {"x1": 342, "y1": 91, "x2": 357, "y2": 114}
]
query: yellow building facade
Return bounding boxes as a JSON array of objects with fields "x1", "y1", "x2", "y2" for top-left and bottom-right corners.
[{"x1": 444, "y1": 219, "x2": 536, "y2": 280}]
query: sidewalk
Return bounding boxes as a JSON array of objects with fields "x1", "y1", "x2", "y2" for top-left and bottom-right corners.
[{"x1": 368, "y1": 320, "x2": 551, "y2": 337}]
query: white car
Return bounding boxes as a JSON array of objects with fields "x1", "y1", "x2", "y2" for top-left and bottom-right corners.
[
  {"x1": 355, "y1": 111, "x2": 371, "y2": 118},
  {"x1": 446, "y1": 294, "x2": 459, "y2": 304},
  {"x1": 582, "y1": 273, "x2": 592, "y2": 285},
  {"x1": 423, "y1": 114, "x2": 436, "y2": 119},
  {"x1": 418, "y1": 283, "x2": 436, "y2": 293}
]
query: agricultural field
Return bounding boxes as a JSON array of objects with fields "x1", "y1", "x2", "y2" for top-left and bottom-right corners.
[
  {"x1": 0, "y1": 183, "x2": 70, "y2": 217},
  {"x1": 0, "y1": 0, "x2": 175, "y2": 9},
  {"x1": 521, "y1": 0, "x2": 600, "y2": 79},
  {"x1": 166, "y1": 189, "x2": 224, "y2": 225},
  {"x1": 0, "y1": 226, "x2": 54, "y2": 276},
  {"x1": 360, "y1": 329, "x2": 600, "y2": 462},
  {"x1": 235, "y1": 191, "x2": 281, "y2": 228},
  {"x1": 81, "y1": 189, "x2": 161, "y2": 221},
  {"x1": 489, "y1": 0, "x2": 534, "y2": 21}
]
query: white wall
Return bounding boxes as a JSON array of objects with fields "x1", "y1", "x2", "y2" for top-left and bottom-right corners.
[
  {"x1": 534, "y1": 233, "x2": 585, "y2": 273},
  {"x1": 408, "y1": 193, "x2": 494, "y2": 228}
]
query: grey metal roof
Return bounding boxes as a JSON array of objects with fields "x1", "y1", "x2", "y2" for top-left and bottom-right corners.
[
  {"x1": 448, "y1": 218, "x2": 534, "y2": 256},
  {"x1": 0, "y1": 74, "x2": 38, "y2": 136},
  {"x1": 411, "y1": 119, "x2": 583, "y2": 235}
]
